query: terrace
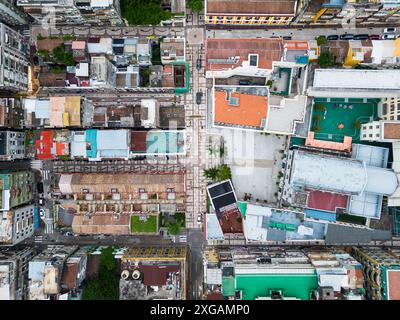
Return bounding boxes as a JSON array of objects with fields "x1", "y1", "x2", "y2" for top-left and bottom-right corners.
[{"x1": 311, "y1": 98, "x2": 379, "y2": 142}]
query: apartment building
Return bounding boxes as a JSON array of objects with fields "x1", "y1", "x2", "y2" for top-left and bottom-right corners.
[
  {"x1": 0, "y1": 131, "x2": 25, "y2": 161},
  {"x1": 205, "y1": 0, "x2": 298, "y2": 26},
  {"x1": 0, "y1": 0, "x2": 28, "y2": 25},
  {"x1": 0, "y1": 170, "x2": 35, "y2": 245},
  {"x1": 0, "y1": 22, "x2": 29, "y2": 92},
  {"x1": 17, "y1": 0, "x2": 124, "y2": 26},
  {"x1": 0, "y1": 247, "x2": 35, "y2": 300}
]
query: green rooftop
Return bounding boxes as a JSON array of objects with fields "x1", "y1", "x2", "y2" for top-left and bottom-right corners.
[
  {"x1": 311, "y1": 97, "x2": 379, "y2": 142},
  {"x1": 222, "y1": 276, "x2": 235, "y2": 297},
  {"x1": 130, "y1": 215, "x2": 159, "y2": 234},
  {"x1": 235, "y1": 273, "x2": 318, "y2": 300}
]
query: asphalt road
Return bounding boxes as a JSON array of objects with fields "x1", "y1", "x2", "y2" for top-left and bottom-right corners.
[
  {"x1": 188, "y1": 228, "x2": 204, "y2": 300},
  {"x1": 207, "y1": 26, "x2": 400, "y2": 40}
]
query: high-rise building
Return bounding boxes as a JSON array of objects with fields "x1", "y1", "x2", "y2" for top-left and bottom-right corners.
[
  {"x1": 0, "y1": 247, "x2": 35, "y2": 300},
  {"x1": 352, "y1": 247, "x2": 400, "y2": 300},
  {"x1": 0, "y1": 22, "x2": 29, "y2": 92},
  {"x1": 16, "y1": 0, "x2": 124, "y2": 26},
  {"x1": 0, "y1": 0, "x2": 28, "y2": 25},
  {"x1": 0, "y1": 131, "x2": 26, "y2": 160},
  {"x1": 0, "y1": 170, "x2": 35, "y2": 245}
]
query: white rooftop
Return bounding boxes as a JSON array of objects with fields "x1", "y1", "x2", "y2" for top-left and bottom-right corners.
[
  {"x1": 291, "y1": 150, "x2": 398, "y2": 196},
  {"x1": 312, "y1": 69, "x2": 400, "y2": 90},
  {"x1": 291, "y1": 151, "x2": 367, "y2": 194}
]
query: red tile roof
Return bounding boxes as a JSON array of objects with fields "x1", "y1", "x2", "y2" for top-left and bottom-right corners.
[{"x1": 206, "y1": 38, "x2": 283, "y2": 71}]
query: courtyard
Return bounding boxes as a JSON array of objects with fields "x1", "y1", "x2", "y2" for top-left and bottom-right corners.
[
  {"x1": 130, "y1": 215, "x2": 159, "y2": 234},
  {"x1": 311, "y1": 98, "x2": 379, "y2": 142}
]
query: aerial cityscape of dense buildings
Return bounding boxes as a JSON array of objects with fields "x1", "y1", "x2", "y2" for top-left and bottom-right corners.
[{"x1": 1, "y1": 0, "x2": 400, "y2": 308}]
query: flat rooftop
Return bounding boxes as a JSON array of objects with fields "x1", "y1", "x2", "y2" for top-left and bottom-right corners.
[
  {"x1": 383, "y1": 122, "x2": 400, "y2": 140},
  {"x1": 312, "y1": 69, "x2": 400, "y2": 90},
  {"x1": 206, "y1": 38, "x2": 283, "y2": 71},
  {"x1": 206, "y1": 0, "x2": 297, "y2": 15}
]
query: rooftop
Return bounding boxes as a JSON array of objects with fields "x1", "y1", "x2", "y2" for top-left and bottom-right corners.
[
  {"x1": 206, "y1": 38, "x2": 283, "y2": 71},
  {"x1": 312, "y1": 69, "x2": 400, "y2": 91},
  {"x1": 213, "y1": 86, "x2": 268, "y2": 130},
  {"x1": 383, "y1": 122, "x2": 400, "y2": 140},
  {"x1": 206, "y1": 0, "x2": 297, "y2": 15}
]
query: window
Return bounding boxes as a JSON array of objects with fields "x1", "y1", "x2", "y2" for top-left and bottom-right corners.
[
  {"x1": 363, "y1": 134, "x2": 366, "y2": 137},
  {"x1": 249, "y1": 54, "x2": 258, "y2": 67},
  {"x1": 369, "y1": 134, "x2": 373, "y2": 137}
]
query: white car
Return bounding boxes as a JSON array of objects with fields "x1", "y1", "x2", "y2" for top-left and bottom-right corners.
[
  {"x1": 197, "y1": 214, "x2": 202, "y2": 224},
  {"x1": 39, "y1": 208, "x2": 46, "y2": 219},
  {"x1": 383, "y1": 27, "x2": 396, "y2": 33},
  {"x1": 382, "y1": 34, "x2": 398, "y2": 40}
]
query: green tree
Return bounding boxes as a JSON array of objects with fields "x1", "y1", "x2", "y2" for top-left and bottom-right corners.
[
  {"x1": 266, "y1": 80, "x2": 273, "y2": 87},
  {"x1": 37, "y1": 49, "x2": 49, "y2": 59},
  {"x1": 165, "y1": 214, "x2": 185, "y2": 235},
  {"x1": 203, "y1": 167, "x2": 218, "y2": 180},
  {"x1": 317, "y1": 52, "x2": 336, "y2": 68},
  {"x1": 316, "y1": 36, "x2": 327, "y2": 46},
  {"x1": 187, "y1": 0, "x2": 203, "y2": 13},
  {"x1": 216, "y1": 164, "x2": 232, "y2": 181},
  {"x1": 51, "y1": 66, "x2": 65, "y2": 74},
  {"x1": 121, "y1": 0, "x2": 173, "y2": 26},
  {"x1": 52, "y1": 44, "x2": 76, "y2": 66},
  {"x1": 83, "y1": 247, "x2": 119, "y2": 300},
  {"x1": 353, "y1": 121, "x2": 361, "y2": 129},
  {"x1": 314, "y1": 104, "x2": 326, "y2": 112}
]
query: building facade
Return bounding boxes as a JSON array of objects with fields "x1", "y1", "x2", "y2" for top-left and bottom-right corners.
[
  {"x1": 0, "y1": 23, "x2": 29, "y2": 92},
  {"x1": 0, "y1": 98, "x2": 24, "y2": 129},
  {"x1": 0, "y1": 0, "x2": 28, "y2": 25},
  {"x1": 0, "y1": 131, "x2": 25, "y2": 160},
  {"x1": 352, "y1": 247, "x2": 400, "y2": 300},
  {"x1": 0, "y1": 170, "x2": 35, "y2": 245},
  {"x1": 0, "y1": 247, "x2": 35, "y2": 300},
  {"x1": 17, "y1": 0, "x2": 124, "y2": 26},
  {"x1": 205, "y1": 0, "x2": 298, "y2": 26}
]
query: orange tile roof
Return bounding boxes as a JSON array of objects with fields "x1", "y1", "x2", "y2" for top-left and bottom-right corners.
[
  {"x1": 206, "y1": 38, "x2": 283, "y2": 71},
  {"x1": 284, "y1": 40, "x2": 309, "y2": 50},
  {"x1": 214, "y1": 90, "x2": 268, "y2": 128}
]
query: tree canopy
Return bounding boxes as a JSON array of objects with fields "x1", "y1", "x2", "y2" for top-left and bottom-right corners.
[
  {"x1": 187, "y1": 0, "x2": 203, "y2": 13},
  {"x1": 82, "y1": 248, "x2": 119, "y2": 300},
  {"x1": 317, "y1": 52, "x2": 336, "y2": 68},
  {"x1": 121, "y1": 0, "x2": 173, "y2": 25}
]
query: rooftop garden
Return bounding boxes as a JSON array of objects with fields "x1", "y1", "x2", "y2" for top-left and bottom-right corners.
[{"x1": 130, "y1": 215, "x2": 159, "y2": 233}]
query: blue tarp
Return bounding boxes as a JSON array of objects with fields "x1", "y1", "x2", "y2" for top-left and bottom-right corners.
[{"x1": 34, "y1": 206, "x2": 39, "y2": 230}]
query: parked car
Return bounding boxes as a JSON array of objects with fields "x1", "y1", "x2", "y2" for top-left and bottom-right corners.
[
  {"x1": 39, "y1": 198, "x2": 45, "y2": 206},
  {"x1": 197, "y1": 214, "x2": 202, "y2": 224},
  {"x1": 239, "y1": 79, "x2": 252, "y2": 85},
  {"x1": 39, "y1": 208, "x2": 46, "y2": 219},
  {"x1": 282, "y1": 36, "x2": 292, "y2": 40},
  {"x1": 368, "y1": 34, "x2": 380, "y2": 40},
  {"x1": 37, "y1": 182, "x2": 44, "y2": 194},
  {"x1": 196, "y1": 58, "x2": 202, "y2": 70},
  {"x1": 384, "y1": 27, "x2": 396, "y2": 33},
  {"x1": 382, "y1": 34, "x2": 398, "y2": 40},
  {"x1": 65, "y1": 232, "x2": 73, "y2": 237},
  {"x1": 339, "y1": 34, "x2": 354, "y2": 40},
  {"x1": 327, "y1": 35, "x2": 339, "y2": 40},
  {"x1": 354, "y1": 34, "x2": 369, "y2": 40},
  {"x1": 196, "y1": 91, "x2": 203, "y2": 105}
]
